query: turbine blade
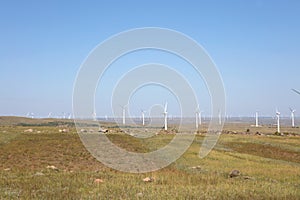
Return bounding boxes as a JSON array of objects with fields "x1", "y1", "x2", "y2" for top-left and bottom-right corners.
[{"x1": 292, "y1": 88, "x2": 300, "y2": 95}]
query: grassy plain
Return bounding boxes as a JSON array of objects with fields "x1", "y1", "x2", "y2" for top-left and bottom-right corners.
[{"x1": 0, "y1": 117, "x2": 299, "y2": 199}]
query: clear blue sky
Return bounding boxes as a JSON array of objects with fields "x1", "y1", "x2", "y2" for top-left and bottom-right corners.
[{"x1": 1, "y1": 0, "x2": 300, "y2": 117}]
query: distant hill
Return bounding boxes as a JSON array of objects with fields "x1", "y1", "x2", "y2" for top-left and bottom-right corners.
[{"x1": 0, "y1": 116, "x2": 74, "y2": 126}]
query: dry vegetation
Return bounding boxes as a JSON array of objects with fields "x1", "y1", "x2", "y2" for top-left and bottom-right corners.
[{"x1": 0, "y1": 117, "x2": 299, "y2": 199}]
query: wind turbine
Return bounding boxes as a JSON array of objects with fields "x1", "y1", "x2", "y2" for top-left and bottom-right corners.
[
  {"x1": 218, "y1": 110, "x2": 222, "y2": 125},
  {"x1": 141, "y1": 109, "x2": 146, "y2": 126},
  {"x1": 92, "y1": 111, "x2": 97, "y2": 121},
  {"x1": 121, "y1": 105, "x2": 127, "y2": 125},
  {"x1": 27, "y1": 112, "x2": 34, "y2": 119},
  {"x1": 163, "y1": 102, "x2": 168, "y2": 131},
  {"x1": 195, "y1": 105, "x2": 202, "y2": 128},
  {"x1": 255, "y1": 111, "x2": 259, "y2": 127},
  {"x1": 289, "y1": 108, "x2": 296, "y2": 128},
  {"x1": 47, "y1": 112, "x2": 52, "y2": 118},
  {"x1": 199, "y1": 111, "x2": 203, "y2": 125},
  {"x1": 276, "y1": 109, "x2": 281, "y2": 133}
]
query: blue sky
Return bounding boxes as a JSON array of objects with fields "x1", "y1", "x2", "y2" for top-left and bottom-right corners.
[{"x1": 1, "y1": 0, "x2": 300, "y2": 117}]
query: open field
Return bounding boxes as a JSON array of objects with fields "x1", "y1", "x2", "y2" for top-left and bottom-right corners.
[{"x1": 0, "y1": 117, "x2": 300, "y2": 199}]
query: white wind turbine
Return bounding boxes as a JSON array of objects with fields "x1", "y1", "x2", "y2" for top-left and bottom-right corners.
[
  {"x1": 92, "y1": 111, "x2": 97, "y2": 121},
  {"x1": 289, "y1": 108, "x2": 296, "y2": 128},
  {"x1": 199, "y1": 110, "x2": 203, "y2": 126},
  {"x1": 47, "y1": 112, "x2": 52, "y2": 118},
  {"x1": 195, "y1": 106, "x2": 199, "y2": 129},
  {"x1": 276, "y1": 109, "x2": 281, "y2": 133},
  {"x1": 27, "y1": 112, "x2": 34, "y2": 119},
  {"x1": 121, "y1": 105, "x2": 127, "y2": 125},
  {"x1": 195, "y1": 105, "x2": 202, "y2": 128},
  {"x1": 163, "y1": 102, "x2": 168, "y2": 131},
  {"x1": 141, "y1": 109, "x2": 146, "y2": 126},
  {"x1": 255, "y1": 111, "x2": 259, "y2": 127}
]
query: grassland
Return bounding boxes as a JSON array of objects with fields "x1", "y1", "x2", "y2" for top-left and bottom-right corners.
[{"x1": 0, "y1": 117, "x2": 299, "y2": 199}]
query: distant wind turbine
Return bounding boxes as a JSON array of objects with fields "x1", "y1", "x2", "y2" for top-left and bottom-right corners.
[
  {"x1": 276, "y1": 109, "x2": 281, "y2": 133},
  {"x1": 163, "y1": 102, "x2": 168, "y2": 131},
  {"x1": 27, "y1": 112, "x2": 34, "y2": 119},
  {"x1": 199, "y1": 111, "x2": 203, "y2": 125},
  {"x1": 289, "y1": 108, "x2": 296, "y2": 128},
  {"x1": 121, "y1": 105, "x2": 127, "y2": 125},
  {"x1": 47, "y1": 112, "x2": 52, "y2": 118},
  {"x1": 92, "y1": 111, "x2": 97, "y2": 121},
  {"x1": 141, "y1": 109, "x2": 146, "y2": 126},
  {"x1": 255, "y1": 111, "x2": 259, "y2": 127},
  {"x1": 195, "y1": 105, "x2": 202, "y2": 128}
]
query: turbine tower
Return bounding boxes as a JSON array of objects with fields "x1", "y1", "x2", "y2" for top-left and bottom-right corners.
[
  {"x1": 290, "y1": 108, "x2": 296, "y2": 128},
  {"x1": 195, "y1": 106, "x2": 199, "y2": 129},
  {"x1": 195, "y1": 105, "x2": 202, "y2": 128},
  {"x1": 218, "y1": 110, "x2": 222, "y2": 125},
  {"x1": 199, "y1": 111, "x2": 202, "y2": 125},
  {"x1": 255, "y1": 111, "x2": 259, "y2": 127},
  {"x1": 276, "y1": 109, "x2": 281, "y2": 133},
  {"x1": 163, "y1": 102, "x2": 168, "y2": 131},
  {"x1": 141, "y1": 109, "x2": 145, "y2": 126},
  {"x1": 121, "y1": 105, "x2": 127, "y2": 125},
  {"x1": 92, "y1": 111, "x2": 97, "y2": 121}
]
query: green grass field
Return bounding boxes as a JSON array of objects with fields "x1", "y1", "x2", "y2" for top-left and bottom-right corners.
[{"x1": 0, "y1": 117, "x2": 300, "y2": 199}]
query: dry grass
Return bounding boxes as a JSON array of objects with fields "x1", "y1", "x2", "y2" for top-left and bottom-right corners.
[{"x1": 0, "y1": 118, "x2": 300, "y2": 199}]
